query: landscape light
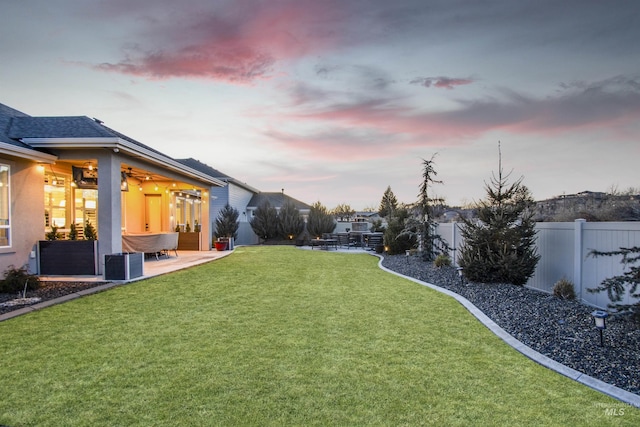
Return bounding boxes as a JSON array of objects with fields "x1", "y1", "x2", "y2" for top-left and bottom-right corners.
[
  {"x1": 591, "y1": 310, "x2": 608, "y2": 346},
  {"x1": 456, "y1": 267, "x2": 464, "y2": 285}
]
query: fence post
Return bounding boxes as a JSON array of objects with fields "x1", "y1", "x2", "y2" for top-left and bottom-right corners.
[
  {"x1": 451, "y1": 222, "x2": 458, "y2": 266},
  {"x1": 574, "y1": 219, "x2": 586, "y2": 302}
]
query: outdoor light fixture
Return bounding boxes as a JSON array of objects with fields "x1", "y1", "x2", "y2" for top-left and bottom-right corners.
[
  {"x1": 456, "y1": 267, "x2": 464, "y2": 285},
  {"x1": 405, "y1": 250, "x2": 410, "y2": 263},
  {"x1": 591, "y1": 310, "x2": 609, "y2": 346}
]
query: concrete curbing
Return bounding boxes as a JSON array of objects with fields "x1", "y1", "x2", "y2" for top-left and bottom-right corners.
[{"x1": 375, "y1": 255, "x2": 640, "y2": 409}]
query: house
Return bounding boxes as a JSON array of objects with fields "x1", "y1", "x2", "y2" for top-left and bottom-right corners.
[
  {"x1": 246, "y1": 191, "x2": 311, "y2": 219},
  {"x1": 176, "y1": 158, "x2": 261, "y2": 245},
  {"x1": 246, "y1": 191, "x2": 312, "y2": 239},
  {"x1": 0, "y1": 102, "x2": 225, "y2": 277}
]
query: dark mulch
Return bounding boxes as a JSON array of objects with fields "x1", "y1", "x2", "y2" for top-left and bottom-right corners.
[
  {"x1": 0, "y1": 281, "x2": 109, "y2": 315},
  {"x1": 381, "y1": 254, "x2": 640, "y2": 397}
]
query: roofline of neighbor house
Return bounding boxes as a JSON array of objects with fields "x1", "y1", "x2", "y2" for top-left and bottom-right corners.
[
  {"x1": 0, "y1": 141, "x2": 58, "y2": 163},
  {"x1": 21, "y1": 137, "x2": 226, "y2": 187}
]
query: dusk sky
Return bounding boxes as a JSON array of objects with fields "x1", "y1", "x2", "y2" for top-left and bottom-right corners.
[{"x1": 2, "y1": 0, "x2": 639, "y2": 209}]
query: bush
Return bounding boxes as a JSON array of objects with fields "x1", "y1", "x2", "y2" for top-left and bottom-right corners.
[
  {"x1": 45, "y1": 225, "x2": 61, "y2": 241},
  {"x1": 277, "y1": 201, "x2": 304, "y2": 240},
  {"x1": 84, "y1": 220, "x2": 97, "y2": 240},
  {"x1": 458, "y1": 150, "x2": 540, "y2": 286},
  {"x1": 215, "y1": 204, "x2": 240, "y2": 239},
  {"x1": 307, "y1": 202, "x2": 336, "y2": 238},
  {"x1": 434, "y1": 254, "x2": 452, "y2": 268},
  {"x1": 383, "y1": 210, "x2": 416, "y2": 255},
  {"x1": 552, "y1": 278, "x2": 576, "y2": 300},
  {"x1": 250, "y1": 200, "x2": 278, "y2": 242},
  {"x1": 0, "y1": 265, "x2": 40, "y2": 294}
]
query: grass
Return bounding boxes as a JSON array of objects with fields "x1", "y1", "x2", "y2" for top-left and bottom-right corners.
[{"x1": 1, "y1": 246, "x2": 638, "y2": 426}]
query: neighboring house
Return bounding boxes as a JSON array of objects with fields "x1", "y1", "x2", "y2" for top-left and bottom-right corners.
[
  {"x1": 246, "y1": 191, "x2": 312, "y2": 219},
  {"x1": 247, "y1": 192, "x2": 312, "y2": 238},
  {"x1": 178, "y1": 159, "x2": 314, "y2": 245},
  {"x1": 176, "y1": 158, "x2": 261, "y2": 245},
  {"x1": 0, "y1": 102, "x2": 225, "y2": 276}
]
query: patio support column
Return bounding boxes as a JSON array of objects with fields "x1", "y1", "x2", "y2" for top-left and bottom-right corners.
[{"x1": 96, "y1": 152, "x2": 122, "y2": 275}]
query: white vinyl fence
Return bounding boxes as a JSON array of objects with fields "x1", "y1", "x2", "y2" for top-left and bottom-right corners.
[{"x1": 436, "y1": 220, "x2": 640, "y2": 310}]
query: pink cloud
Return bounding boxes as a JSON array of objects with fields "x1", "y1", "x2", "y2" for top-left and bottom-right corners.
[
  {"x1": 94, "y1": 0, "x2": 343, "y2": 83},
  {"x1": 410, "y1": 76, "x2": 474, "y2": 89},
  {"x1": 290, "y1": 77, "x2": 640, "y2": 144}
]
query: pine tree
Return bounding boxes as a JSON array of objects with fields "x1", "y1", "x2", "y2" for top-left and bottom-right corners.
[
  {"x1": 378, "y1": 186, "x2": 398, "y2": 218},
  {"x1": 84, "y1": 220, "x2": 97, "y2": 240},
  {"x1": 68, "y1": 223, "x2": 78, "y2": 240},
  {"x1": 277, "y1": 201, "x2": 304, "y2": 240},
  {"x1": 458, "y1": 145, "x2": 540, "y2": 285},
  {"x1": 417, "y1": 155, "x2": 447, "y2": 261},
  {"x1": 307, "y1": 201, "x2": 336, "y2": 238},
  {"x1": 588, "y1": 246, "x2": 640, "y2": 322},
  {"x1": 249, "y1": 200, "x2": 278, "y2": 242},
  {"x1": 214, "y1": 204, "x2": 240, "y2": 239}
]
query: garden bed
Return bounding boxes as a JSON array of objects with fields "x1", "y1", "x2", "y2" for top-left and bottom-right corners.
[
  {"x1": 381, "y1": 254, "x2": 640, "y2": 396},
  {"x1": 0, "y1": 281, "x2": 109, "y2": 315}
]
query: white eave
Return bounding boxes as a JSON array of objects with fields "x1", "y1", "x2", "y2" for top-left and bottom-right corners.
[
  {"x1": 22, "y1": 137, "x2": 226, "y2": 187},
  {"x1": 0, "y1": 141, "x2": 57, "y2": 163}
]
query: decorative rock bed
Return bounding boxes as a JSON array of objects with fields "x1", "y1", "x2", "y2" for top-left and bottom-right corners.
[
  {"x1": 0, "y1": 281, "x2": 107, "y2": 315},
  {"x1": 380, "y1": 254, "x2": 640, "y2": 397}
]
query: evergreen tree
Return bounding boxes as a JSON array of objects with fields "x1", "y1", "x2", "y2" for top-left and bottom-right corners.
[
  {"x1": 588, "y1": 246, "x2": 640, "y2": 322},
  {"x1": 383, "y1": 207, "x2": 417, "y2": 255},
  {"x1": 416, "y1": 155, "x2": 447, "y2": 261},
  {"x1": 68, "y1": 223, "x2": 78, "y2": 240},
  {"x1": 277, "y1": 201, "x2": 304, "y2": 240},
  {"x1": 214, "y1": 203, "x2": 240, "y2": 239},
  {"x1": 84, "y1": 220, "x2": 97, "y2": 240},
  {"x1": 378, "y1": 186, "x2": 398, "y2": 218},
  {"x1": 249, "y1": 200, "x2": 278, "y2": 242},
  {"x1": 458, "y1": 145, "x2": 540, "y2": 285},
  {"x1": 331, "y1": 203, "x2": 355, "y2": 222},
  {"x1": 307, "y1": 201, "x2": 336, "y2": 237}
]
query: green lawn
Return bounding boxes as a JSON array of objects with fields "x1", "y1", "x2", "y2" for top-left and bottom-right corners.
[{"x1": 1, "y1": 246, "x2": 638, "y2": 426}]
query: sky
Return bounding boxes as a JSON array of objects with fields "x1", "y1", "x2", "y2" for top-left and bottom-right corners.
[{"x1": 1, "y1": 0, "x2": 639, "y2": 210}]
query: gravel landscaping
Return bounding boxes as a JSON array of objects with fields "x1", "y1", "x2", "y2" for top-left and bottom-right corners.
[
  {"x1": 0, "y1": 281, "x2": 109, "y2": 315},
  {"x1": 381, "y1": 254, "x2": 640, "y2": 397}
]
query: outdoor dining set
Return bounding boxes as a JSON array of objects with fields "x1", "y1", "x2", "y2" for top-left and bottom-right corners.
[{"x1": 310, "y1": 231, "x2": 384, "y2": 251}]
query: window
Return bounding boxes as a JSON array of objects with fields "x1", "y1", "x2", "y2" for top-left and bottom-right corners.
[
  {"x1": 44, "y1": 171, "x2": 69, "y2": 229},
  {"x1": 74, "y1": 188, "x2": 98, "y2": 235},
  {"x1": 174, "y1": 191, "x2": 202, "y2": 232},
  {"x1": 0, "y1": 164, "x2": 10, "y2": 247},
  {"x1": 44, "y1": 171, "x2": 98, "y2": 238}
]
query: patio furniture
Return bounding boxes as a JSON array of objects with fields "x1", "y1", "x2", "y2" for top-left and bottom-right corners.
[
  {"x1": 122, "y1": 232, "x2": 179, "y2": 259},
  {"x1": 310, "y1": 238, "x2": 338, "y2": 250}
]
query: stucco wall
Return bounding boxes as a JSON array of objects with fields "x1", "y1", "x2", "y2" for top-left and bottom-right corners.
[{"x1": 0, "y1": 157, "x2": 44, "y2": 275}]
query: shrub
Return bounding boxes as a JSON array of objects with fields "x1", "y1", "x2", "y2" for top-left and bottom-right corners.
[
  {"x1": 45, "y1": 225, "x2": 61, "y2": 241},
  {"x1": 434, "y1": 254, "x2": 452, "y2": 268},
  {"x1": 277, "y1": 201, "x2": 304, "y2": 240},
  {"x1": 68, "y1": 223, "x2": 78, "y2": 240},
  {"x1": 458, "y1": 147, "x2": 540, "y2": 285},
  {"x1": 307, "y1": 201, "x2": 336, "y2": 238},
  {"x1": 0, "y1": 265, "x2": 40, "y2": 294},
  {"x1": 250, "y1": 200, "x2": 278, "y2": 242},
  {"x1": 383, "y1": 209, "x2": 416, "y2": 255},
  {"x1": 215, "y1": 204, "x2": 240, "y2": 239},
  {"x1": 589, "y1": 246, "x2": 640, "y2": 324},
  {"x1": 552, "y1": 278, "x2": 576, "y2": 300},
  {"x1": 84, "y1": 220, "x2": 97, "y2": 240}
]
